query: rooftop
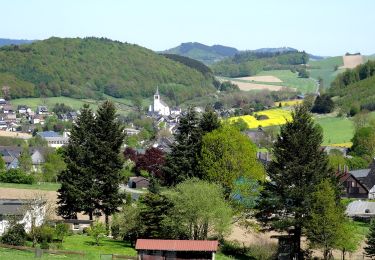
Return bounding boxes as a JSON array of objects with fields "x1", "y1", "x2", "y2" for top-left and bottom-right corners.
[
  {"x1": 135, "y1": 239, "x2": 218, "y2": 252},
  {"x1": 37, "y1": 131, "x2": 62, "y2": 138}
]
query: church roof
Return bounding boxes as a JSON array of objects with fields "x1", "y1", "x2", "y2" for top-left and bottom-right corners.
[{"x1": 155, "y1": 87, "x2": 159, "y2": 96}]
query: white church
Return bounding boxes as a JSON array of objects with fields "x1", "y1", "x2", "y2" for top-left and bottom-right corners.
[{"x1": 148, "y1": 88, "x2": 181, "y2": 116}]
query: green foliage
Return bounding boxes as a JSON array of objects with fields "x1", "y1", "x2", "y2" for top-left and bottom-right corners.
[
  {"x1": 257, "y1": 105, "x2": 336, "y2": 257},
  {"x1": 18, "y1": 145, "x2": 32, "y2": 172},
  {"x1": 0, "y1": 37, "x2": 214, "y2": 103},
  {"x1": 58, "y1": 101, "x2": 125, "y2": 222},
  {"x1": 365, "y1": 219, "x2": 375, "y2": 257},
  {"x1": 212, "y1": 51, "x2": 308, "y2": 77},
  {"x1": 28, "y1": 135, "x2": 48, "y2": 147},
  {"x1": 1, "y1": 223, "x2": 27, "y2": 246},
  {"x1": 305, "y1": 179, "x2": 347, "y2": 259},
  {"x1": 351, "y1": 126, "x2": 375, "y2": 158},
  {"x1": 199, "y1": 124, "x2": 265, "y2": 196},
  {"x1": 162, "y1": 53, "x2": 213, "y2": 76},
  {"x1": 54, "y1": 223, "x2": 70, "y2": 242},
  {"x1": 138, "y1": 192, "x2": 172, "y2": 239},
  {"x1": 33, "y1": 225, "x2": 55, "y2": 244},
  {"x1": 311, "y1": 94, "x2": 334, "y2": 114},
  {"x1": 0, "y1": 136, "x2": 25, "y2": 146},
  {"x1": 0, "y1": 169, "x2": 35, "y2": 184},
  {"x1": 335, "y1": 221, "x2": 361, "y2": 259},
  {"x1": 0, "y1": 156, "x2": 5, "y2": 171},
  {"x1": 163, "y1": 42, "x2": 238, "y2": 65},
  {"x1": 112, "y1": 204, "x2": 140, "y2": 246},
  {"x1": 297, "y1": 68, "x2": 310, "y2": 78},
  {"x1": 166, "y1": 179, "x2": 232, "y2": 240},
  {"x1": 88, "y1": 221, "x2": 106, "y2": 246},
  {"x1": 52, "y1": 103, "x2": 74, "y2": 114},
  {"x1": 231, "y1": 118, "x2": 248, "y2": 131},
  {"x1": 164, "y1": 107, "x2": 202, "y2": 185},
  {"x1": 43, "y1": 149, "x2": 66, "y2": 182}
]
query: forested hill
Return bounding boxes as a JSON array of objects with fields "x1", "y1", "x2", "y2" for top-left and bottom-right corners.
[
  {"x1": 0, "y1": 37, "x2": 215, "y2": 103},
  {"x1": 211, "y1": 50, "x2": 309, "y2": 77},
  {"x1": 330, "y1": 60, "x2": 375, "y2": 112},
  {"x1": 162, "y1": 42, "x2": 239, "y2": 65},
  {"x1": 0, "y1": 38, "x2": 35, "y2": 47}
]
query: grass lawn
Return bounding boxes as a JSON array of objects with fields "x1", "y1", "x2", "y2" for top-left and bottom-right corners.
[
  {"x1": 0, "y1": 235, "x2": 137, "y2": 259},
  {"x1": 0, "y1": 247, "x2": 82, "y2": 259},
  {"x1": 0, "y1": 182, "x2": 60, "y2": 191},
  {"x1": 256, "y1": 70, "x2": 317, "y2": 94},
  {"x1": 308, "y1": 56, "x2": 344, "y2": 88},
  {"x1": 315, "y1": 115, "x2": 354, "y2": 146},
  {"x1": 62, "y1": 234, "x2": 136, "y2": 259},
  {"x1": 11, "y1": 96, "x2": 141, "y2": 115}
]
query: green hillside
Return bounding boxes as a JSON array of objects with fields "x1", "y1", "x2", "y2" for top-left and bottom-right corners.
[
  {"x1": 0, "y1": 37, "x2": 215, "y2": 104},
  {"x1": 211, "y1": 51, "x2": 309, "y2": 78},
  {"x1": 308, "y1": 56, "x2": 343, "y2": 88},
  {"x1": 162, "y1": 42, "x2": 239, "y2": 65}
]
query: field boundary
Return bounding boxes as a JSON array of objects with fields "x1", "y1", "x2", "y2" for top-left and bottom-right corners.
[{"x1": 0, "y1": 243, "x2": 85, "y2": 256}]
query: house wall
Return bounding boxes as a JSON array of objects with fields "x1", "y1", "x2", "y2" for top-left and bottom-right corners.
[{"x1": 342, "y1": 176, "x2": 368, "y2": 198}]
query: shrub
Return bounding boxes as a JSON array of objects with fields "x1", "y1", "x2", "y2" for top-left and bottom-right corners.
[
  {"x1": 34, "y1": 225, "x2": 54, "y2": 244},
  {"x1": 1, "y1": 223, "x2": 27, "y2": 246},
  {"x1": 0, "y1": 169, "x2": 35, "y2": 184},
  {"x1": 88, "y1": 221, "x2": 106, "y2": 245},
  {"x1": 55, "y1": 223, "x2": 69, "y2": 242}
]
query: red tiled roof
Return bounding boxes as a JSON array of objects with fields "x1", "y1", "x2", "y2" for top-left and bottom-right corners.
[{"x1": 135, "y1": 239, "x2": 218, "y2": 252}]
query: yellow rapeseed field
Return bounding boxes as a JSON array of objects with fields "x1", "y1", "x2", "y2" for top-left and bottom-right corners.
[
  {"x1": 329, "y1": 142, "x2": 353, "y2": 148},
  {"x1": 274, "y1": 99, "x2": 303, "y2": 107},
  {"x1": 229, "y1": 109, "x2": 292, "y2": 128}
]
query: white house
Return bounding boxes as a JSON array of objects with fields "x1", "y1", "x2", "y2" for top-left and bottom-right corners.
[
  {"x1": 0, "y1": 199, "x2": 46, "y2": 235},
  {"x1": 148, "y1": 88, "x2": 170, "y2": 116}
]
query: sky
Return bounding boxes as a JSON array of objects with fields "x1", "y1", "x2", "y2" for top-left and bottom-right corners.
[{"x1": 1, "y1": 0, "x2": 374, "y2": 56}]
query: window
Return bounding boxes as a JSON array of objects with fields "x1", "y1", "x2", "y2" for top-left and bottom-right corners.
[{"x1": 73, "y1": 223, "x2": 80, "y2": 230}]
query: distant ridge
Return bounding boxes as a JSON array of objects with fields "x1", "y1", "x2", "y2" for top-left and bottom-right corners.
[
  {"x1": 0, "y1": 38, "x2": 35, "y2": 47},
  {"x1": 162, "y1": 42, "x2": 239, "y2": 64},
  {"x1": 163, "y1": 42, "x2": 325, "y2": 64}
]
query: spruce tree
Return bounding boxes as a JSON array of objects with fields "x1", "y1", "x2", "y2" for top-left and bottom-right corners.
[
  {"x1": 57, "y1": 105, "x2": 97, "y2": 219},
  {"x1": 257, "y1": 105, "x2": 336, "y2": 259},
  {"x1": 365, "y1": 219, "x2": 375, "y2": 257},
  {"x1": 164, "y1": 107, "x2": 202, "y2": 185},
  {"x1": 199, "y1": 106, "x2": 221, "y2": 134},
  {"x1": 93, "y1": 101, "x2": 125, "y2": 229}
]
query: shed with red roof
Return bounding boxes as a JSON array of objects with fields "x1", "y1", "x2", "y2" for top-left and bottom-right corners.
[{"x1": 135, "y1": 239, "x2": 219, "y2": 260}]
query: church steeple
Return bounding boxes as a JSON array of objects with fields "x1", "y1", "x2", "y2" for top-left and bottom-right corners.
[{"x1": 154, "y1": 87, "x2": 160, "y2": 100}]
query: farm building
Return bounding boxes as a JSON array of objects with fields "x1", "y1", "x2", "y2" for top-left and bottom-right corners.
[
  {"x1": 135, "y1": 239, "x2": 218, "y2": 260},
  {"x1": 128, "y1": 177, "x2": 150, "y2": 189}
]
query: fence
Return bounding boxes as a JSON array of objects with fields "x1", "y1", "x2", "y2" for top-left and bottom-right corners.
[
  {"x1": 0, "y1": 243, "x2": 85, "y2": 257},
  {"x1": 101, "y1": 254, "x2": 138, "y2": 260}
]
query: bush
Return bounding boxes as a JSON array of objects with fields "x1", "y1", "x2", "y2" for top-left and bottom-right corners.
[
  {"x1": 54, "y1": 223, "x2": 69, "y2": 242},
  {"x1": 1, "y1": 223, "x2": 27, "y2": 246},
  {"x1": 34, "y1": 225, "x2": 54, "y2": 244},
  {"x1": 0, "y1": 169, "x2": 35, "y2": 184}
]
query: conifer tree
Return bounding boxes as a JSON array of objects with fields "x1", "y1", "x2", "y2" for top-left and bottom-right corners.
[
  {"x1": 199, "y1": 106, "x2": 221, "y2": 134},
  {"x1": 164, "y1": 107, "x2": 202, "y2": 185},
  {"x1": 365, "y1": 219, "x2": 375, "y2": 257},
  {"x1": 257, "y1": 105, "x2": 336, "y2": 259},
  {"x1": 57, "y1": 105, "x2": 96, "y2": 219},
  {"x1": 93, "y1": 100, "x2": 125, "y2": 229}
]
